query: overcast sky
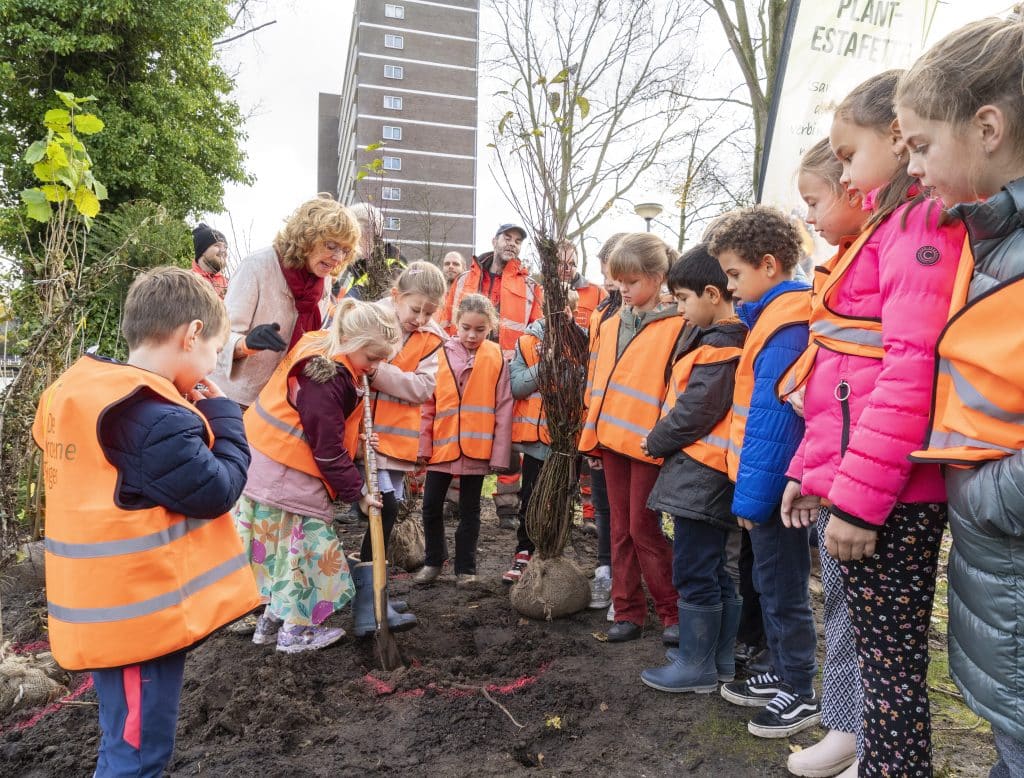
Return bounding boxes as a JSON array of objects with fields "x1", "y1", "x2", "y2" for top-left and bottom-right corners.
[{"x1": 213, "y1": 0, "x2": 693, "y2": 280}]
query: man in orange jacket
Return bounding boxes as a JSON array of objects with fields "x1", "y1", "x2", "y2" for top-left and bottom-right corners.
[{"x1": 439, "y1": 224, "x2": 543, "y2": 528}]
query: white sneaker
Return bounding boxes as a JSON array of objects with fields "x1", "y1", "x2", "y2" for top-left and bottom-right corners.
[
  {"x1": 606, "y1": 601, "x2": 616, "y2": 622},
  {"x1": 589, "y1": 569, "x2": 611, "y2": 609},
  {"x1": 835, "y1": 763, "x2": 858, "y2": 778},
  {"x1": 786, "y1": 729, "x2": 856, "y2": 776}
]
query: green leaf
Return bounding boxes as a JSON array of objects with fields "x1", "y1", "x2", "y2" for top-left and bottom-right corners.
[
  {"x1": 547, "y1": 92, "x2": 561, "y2": 113},
  {"x1": 23, "y1": 140, "x2": 47, "y2": 164},
  {"x1": 93, "y1": 180, "x2": 108, "y2": 201},
  {"x1": 575, "y1": 95, "x2": 590, "y2": 119},
  {"x1": 73, "y1": 113, "x2": 105, "y2": 135},
  {"x1": 497, "y1": 110, "x2": 514, "y2": 136},
  {"x1": 41, "y1": 184, "x2": 69, "y2": 202},
  {"x1": 72, "y1": 186, "x2": 101, "y2": 217},
  {"x1": 549, "y1": 68, "x2": 570, "y2": 84},
  {"x1": 21, "y1": 188, "x2": 52, "y2": 222},
  {"x1": 43, "y1": 108, "x2": 71, "y2": 131},
  {"x1": 46, "y1": 141, "x2": 69, "y2": 168},
  {"x1": 356, "y1": 170, "x2": 368, "y2": 181},
  {"x1": 73, "y1": 94, "x2": 98, "y2": 104},
  {"x1": 485, "y1": 143, "x2": 496, "y2": 148},
  {"x1": 365, "y1": 141, "x2": 383, "y2": 152},
  {"x1": 531, "y1": 129, "x2": 544, "y2": 137},
  {"x1": 54, "y1": 90, "x2": 77, "y2": 109}
]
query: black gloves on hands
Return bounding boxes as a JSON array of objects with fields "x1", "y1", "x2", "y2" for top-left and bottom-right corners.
[{"x1": 245, "y1": 322, "x2": 287, "y2": 352}]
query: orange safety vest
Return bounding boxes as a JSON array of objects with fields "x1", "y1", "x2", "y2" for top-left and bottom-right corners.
[
  {"x1": 911, "y1": 240, "x2": 1024, "y2": 465},
  {"x1": 511, "y1": 332, "x2": 551, "y2": 445},
  {"x1": 728, "y1": 290, "x2": 812, "y2": 481},
  {"x1": 372, "y1": 330, "x2": 443, "y2": 462},
  {"x1": 444, "y1": 258, "x2": 542, "y2": 354},
  {"x1": 662, "y1": 343, "x2": 742, "y2": 474},
  {"x1": 776, "y1": 229, "x2": 880, "y2": 401},
  {"x1": 573, "y1": 283, "x2": 607, "y2": 328},
  {"x1": 579, "y1": 311, "x2": 687, "y2": 462},
  {"x1": 430, "y1": 339, "x2": 504, "y2": 463},
  {"x1": 32, "y1": 357, "x2": 260, "y2": 671},
  {"x1": 244, "y1": 331, "x2": 363, "y2": 498}
]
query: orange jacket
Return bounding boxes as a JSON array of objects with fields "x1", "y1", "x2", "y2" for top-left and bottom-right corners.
[
  {"x1": 32, "y1": 357, "x2": 259, "y2": 671},
  {"x1": 511, "y1": 332, "x2": 551, "y2": 445},
  {"x1": 372, "y1": 329, "x2": 443, "y2": 462},
  {"x1": 441, "y1": 255, "x2": 543, "y2": 355},
  {"x1": 244, "y1": 331, "x2": 363, "y2": 497},
  {"x1": 912, "y1": 240, "x2": 1024, "y2": 465},
  {"x1": 580, "y1": 311, "x2": 687, "y2": 462},
  {"x1": 573, "y1": 282, "x2": 607, "y2": 328},
  {"x1": 728, "y1": 290, "x2": 811, "y2": 481},
  {"x1": 663, "y1": 344, "x2": 742, "y2": 474},
  {"x1": 777, "y1": 229, "x2": 881, "y2": 400},
  {"x1": 430, "y1": 339, "x2": 505, "y2": 463}
]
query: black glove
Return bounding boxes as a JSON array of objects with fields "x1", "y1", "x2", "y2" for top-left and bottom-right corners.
[{"x1": 245, "y1": 323, "x2": 287, "y2": 352}]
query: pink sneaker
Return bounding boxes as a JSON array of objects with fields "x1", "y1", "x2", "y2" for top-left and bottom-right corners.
[{"x1": 275, "y1": 623, "x2": 345, "y2": 653}]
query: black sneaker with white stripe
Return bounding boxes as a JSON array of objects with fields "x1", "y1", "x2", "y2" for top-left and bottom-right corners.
[
  {"x1": 720, "y1": 672, "x2": 785, "y2": 707},
  {"x1": 747, "y1": 688, "x2": 821, "y2": 738}
]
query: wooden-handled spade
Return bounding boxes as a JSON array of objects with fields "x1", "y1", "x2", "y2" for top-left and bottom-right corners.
[{"x1": 361, "y1": 375, "x2": 403, "y2": 670}]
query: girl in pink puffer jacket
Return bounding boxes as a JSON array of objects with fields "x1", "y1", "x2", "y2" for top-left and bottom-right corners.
[{"x1": 780, "y1": 71, "x2": 965, "y2": 778}]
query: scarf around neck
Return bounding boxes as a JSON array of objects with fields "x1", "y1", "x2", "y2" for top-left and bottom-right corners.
[{"x1": 279, "y1": 256, "x2": 325, "y2": 348}]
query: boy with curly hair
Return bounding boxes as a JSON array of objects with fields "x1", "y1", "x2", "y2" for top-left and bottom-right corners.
[{"x1": 708, "y1": 206, "x2": 820, "y2": 738}]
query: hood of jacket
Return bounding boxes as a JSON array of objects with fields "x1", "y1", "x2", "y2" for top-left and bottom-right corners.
[
  {"x1": 736, "y1": 278, "x2": 811, "y2": 330},
  {"x1": 952, "y1": 177, "x2": 1024, "y2": 299},
  {"x1": 674, "y1": 316, "x2": 746, "y2": 358},
  {"x1": 475, "y1": 251, "x2": 528, "y2": 278}
]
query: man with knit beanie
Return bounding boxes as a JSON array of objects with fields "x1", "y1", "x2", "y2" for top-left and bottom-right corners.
[{"x1": 192, "y1": 223, "x2": 229, "y2": 298}]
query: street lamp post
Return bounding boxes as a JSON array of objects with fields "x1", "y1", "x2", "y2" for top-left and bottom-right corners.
[{"x1": 633, "y1": 202, "x2": 664, "y2": 232}]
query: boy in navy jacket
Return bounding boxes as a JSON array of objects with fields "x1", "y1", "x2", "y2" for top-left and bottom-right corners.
[{"x1": 708, "y1": 207, "x2": 819, "y2": 739}]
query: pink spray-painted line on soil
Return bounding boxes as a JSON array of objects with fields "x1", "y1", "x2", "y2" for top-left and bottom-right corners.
[
  {"x1": 363, "y1": 661, "x2": 552, "y2": 700},
  {"x1": 0, "y1": 675, "x2": 95, "y2": 735}
]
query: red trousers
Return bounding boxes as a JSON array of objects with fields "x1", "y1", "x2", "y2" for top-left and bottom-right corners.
[{"x1": 603, "y1": 450, "x2": 677, "y2": 627}]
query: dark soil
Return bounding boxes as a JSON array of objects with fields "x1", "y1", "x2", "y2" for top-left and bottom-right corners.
[{"x1": 1, "y1": 502, "x2": 996, "y2": 777}]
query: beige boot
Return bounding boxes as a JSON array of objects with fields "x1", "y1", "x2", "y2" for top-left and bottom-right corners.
[
  {"x1": 835, "y1": 763, "x2": 857, "y2": 778},
  {"x1": 787, "y1": 729, "x2": 856, "y2": 777},
  {"x1": 413, "y1": 565, "x2": 442, "y2": 584}
]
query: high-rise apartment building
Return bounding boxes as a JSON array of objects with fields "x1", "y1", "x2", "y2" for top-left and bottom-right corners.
[{"x1": 332, "y1": 0, "x2": 481, "y2": 262}]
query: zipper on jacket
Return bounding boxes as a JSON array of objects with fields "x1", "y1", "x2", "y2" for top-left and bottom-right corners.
[{"x1": 835, "y1": 379, "x2": 851, "y2": 456}]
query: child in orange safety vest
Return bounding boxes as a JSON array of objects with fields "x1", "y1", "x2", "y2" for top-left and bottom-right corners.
[
  {"x1": 33, "y1": 267, "x2": 259, "y2": 776},
  {"x1": 500, "y1": 288, "x2": 583, "y2": 585},
  {"x1": 238, "y1": 299, "x2": 401, "y2": 653},
  {"x1": 350, "y1": 261, "x2": 448, "y2": 636},
  {"x1": 637, "y1": 243, "x2": 747, "y2": 694},
  {"x1": 579, "y1": 233, "x2": 686, "y2": 644},
  {"x1": 414, "y1": 293, "x2": 514, "y2": 587}
]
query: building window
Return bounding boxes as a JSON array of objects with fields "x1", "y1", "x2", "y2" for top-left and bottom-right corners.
[
  {"x1": 383, "y1": 156, "x2": 401, "y2": 171},
  {"x1": 383, "y1": 95, "x2": 403, "y2": 110},
  {"x1": 385, "y1": 217, "x2": 401, "y2": 231},
  {"x1": 384, "y1": 64, "x2": 404, "y2": 80},
  {"x1": 382, "y1": 187, "x2": 401, "y2": 201},
  {"x1": 384, "y1": 4, "x2": 405, "y2": 18},
  {"x1": 384, "y1": 34, "x2": 404, "y2": 49},
  {"x1": 383, "y1": 125, "x2": 402, "y2": 141}
]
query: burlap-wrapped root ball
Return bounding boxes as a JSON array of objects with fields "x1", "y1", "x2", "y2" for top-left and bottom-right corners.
[
  {"x1": 510, "y1": 556, "x2": 590, "y2": 620},
  {"x1": 0, "y1": 650, "x2": 67, "y2": 718},
  {"x1": 387, "y1": 517, "x2": 425, "y2": 572}
]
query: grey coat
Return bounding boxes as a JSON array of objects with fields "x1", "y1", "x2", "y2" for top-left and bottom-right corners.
[
  {"x1": 944, "y1": 179, "x2": 1024, "y2": 741},
  {"x1": 646, "y1": 319, "x2": 747, "y2": 530}
]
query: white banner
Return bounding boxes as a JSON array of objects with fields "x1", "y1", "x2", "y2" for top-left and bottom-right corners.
[{"x1": 759, "y1": 0, "x2": 1013, "y2": 241}]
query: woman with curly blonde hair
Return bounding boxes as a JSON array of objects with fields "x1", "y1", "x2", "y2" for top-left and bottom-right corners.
[{"x1": 212, "y1": 194, "x2": 360, "y2": 407}]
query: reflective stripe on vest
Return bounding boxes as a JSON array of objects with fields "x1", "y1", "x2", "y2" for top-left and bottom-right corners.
[
  {"x1": 430, "y1": 340, "x2": 503, "y2": 463},
  {"x1": 579, "y1": 311, "x2": 686, "y2": 462},
  {"x1": 244, "y1": 331, "x2": 363, "y2": 497},
  {"x1": 31, "y1": 357, "x2": 260, "y2": 671},
  {"x1": 777, "y1": 230, "x2": 881, "y2": 401},
  {"x1": 912, "y1": 243, "x2": 1024, "y2": 465},
  {"x1": 660, "y1": 342, "x2": 742, "y2": 474},
  {"x1": 372, "y1": 329, "x2": 443, "y2": 462},
  {"x1": 511, "y1": 333, "x2": 551, "y2": 445},
  {"x1": 446, "y1": 259, "x2": 541, "y2": 352},
  {"x1": 728, "y1": 290, "x2": 811, "y2": 481}
]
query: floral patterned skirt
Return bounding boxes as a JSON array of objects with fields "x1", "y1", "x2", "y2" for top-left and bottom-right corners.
[{"x1": 233, "y1": 496, "x2": 355, "y2": 626}]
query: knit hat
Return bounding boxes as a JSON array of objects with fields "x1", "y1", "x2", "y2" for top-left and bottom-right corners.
[{"x1": 193, "y1": 223, "x2": 227, "y2": 260}]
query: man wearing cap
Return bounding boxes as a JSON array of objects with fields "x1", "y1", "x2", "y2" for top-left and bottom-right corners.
[
  {"x1": 439, "y1": 224, "x2": 543, "y2": 530},
  {"x1": 439, "y1": 224, "x2": 542, "y2": 356},
  {"x1": 192, "y1": 223, "x2": 229, "y2": 299}
]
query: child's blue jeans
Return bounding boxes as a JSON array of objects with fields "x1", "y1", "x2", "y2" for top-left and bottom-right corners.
[
  {"x1": 671, "y1": 515, "x2": 735, "y2": 606},
  {"x1": 92, "y1": 650, "x2": 186, "y2": 777}
]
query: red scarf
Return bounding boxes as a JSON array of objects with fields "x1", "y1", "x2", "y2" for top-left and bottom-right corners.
[
  {"x1": 279, "y1": 257, "x2": 325, "y2": 348},
  {"x1": 191, "y1": 262, "x2": 228, "y2": 299}
]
